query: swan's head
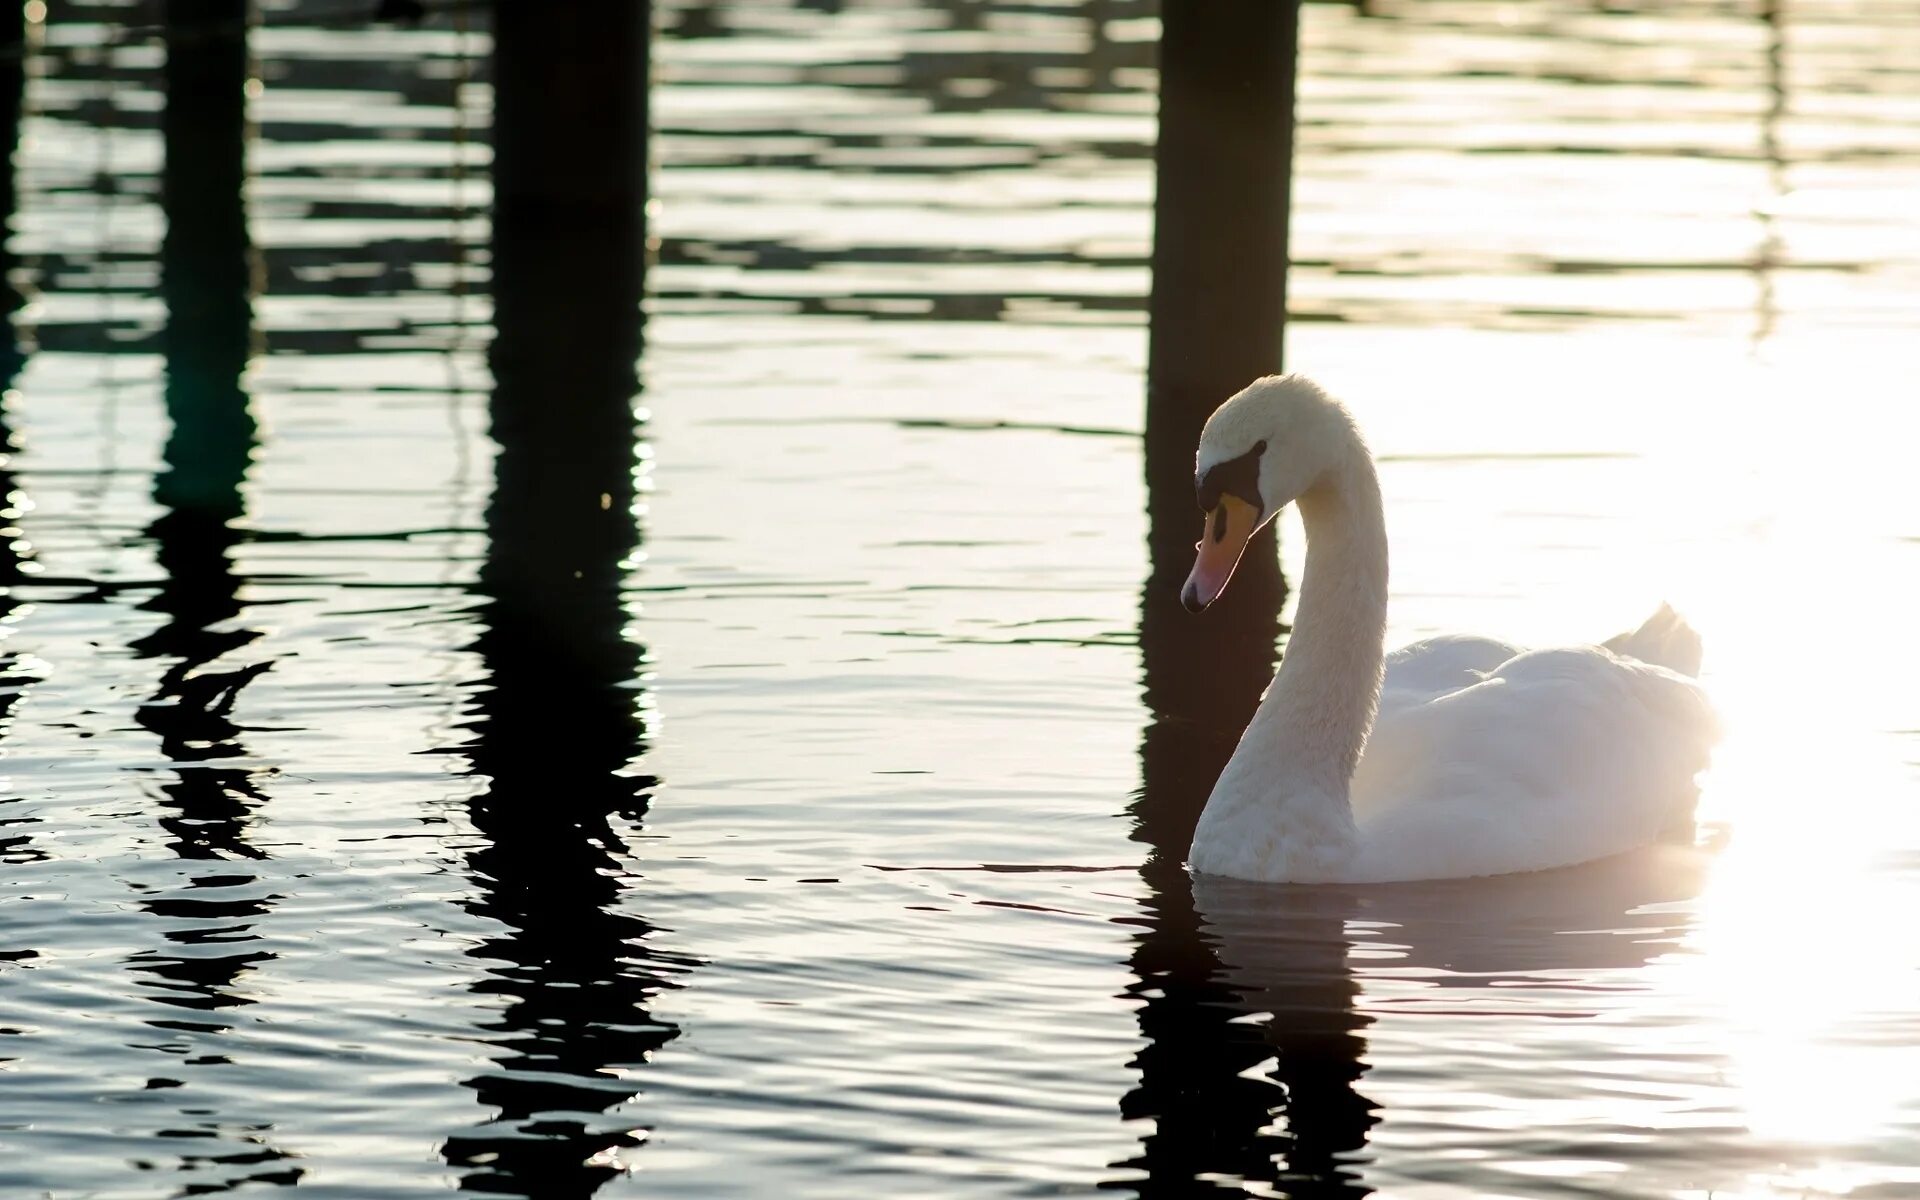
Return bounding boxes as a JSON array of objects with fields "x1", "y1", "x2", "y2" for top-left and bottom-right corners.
[{"x1": 1183, "y1": 374, "x2": 1356, "y2": 612}]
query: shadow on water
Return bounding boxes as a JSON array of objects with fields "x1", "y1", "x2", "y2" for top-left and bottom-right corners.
[{"x1": 443, "y1": 7, "x2": 691, "y2": 1193}]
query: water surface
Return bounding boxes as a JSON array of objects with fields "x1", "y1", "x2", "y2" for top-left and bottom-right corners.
[{"x1": 2, "y1": 1, "x2": 1918, "y2": 1197}]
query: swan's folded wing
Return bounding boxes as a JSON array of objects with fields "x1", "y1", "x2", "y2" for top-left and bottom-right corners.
[
  {"x1": 1349, "y1": 647, "x2": 1718, "y2": 881},
  {"x1": 1382, "y1": 634, "x2": 1524, "y2": 695}
]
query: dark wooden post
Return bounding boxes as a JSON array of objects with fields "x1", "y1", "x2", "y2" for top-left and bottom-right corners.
[
  {"x1": 1138, "y1": 0, "x2": 1300, "y2": 850},
  {"x1": 1144, "y1": 0, "x2": 1298, "y2": 587},
  {"x1": 1137, "y1": 0, "x2": 1299, "y2": 858},
  {"x1": 485, "y1": 1, "x2": 649, "y2": 651},
  {"x1": 478, "y1": 0, "x2": 649, "y2": 813}
]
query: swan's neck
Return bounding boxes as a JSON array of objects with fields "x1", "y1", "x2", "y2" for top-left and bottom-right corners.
[{"x1": 1194, "y1": 439, "x2": 1388, "y2": 878}]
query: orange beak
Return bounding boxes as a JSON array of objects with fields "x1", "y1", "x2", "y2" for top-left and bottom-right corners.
[{"x1": 1182, "y1": 494, "x2": 1260, "y2": 612}]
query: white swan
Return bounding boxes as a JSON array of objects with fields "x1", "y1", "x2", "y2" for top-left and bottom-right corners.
[{"x1": 1182, "y1": 375, "x2": 1719, "y2": 883}]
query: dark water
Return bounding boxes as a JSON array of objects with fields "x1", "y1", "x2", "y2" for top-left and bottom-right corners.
[{"x1": 3, "y1": 1, "x2": 1919, "y2": 1196}]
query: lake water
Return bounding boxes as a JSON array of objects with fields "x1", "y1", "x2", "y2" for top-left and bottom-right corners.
[{"x1": 3, "y1": 0, "x2": 1918, "y2": 1197}]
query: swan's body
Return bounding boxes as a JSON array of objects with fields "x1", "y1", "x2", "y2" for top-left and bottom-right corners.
[{"x1": 1181, "y1": 376, "x2": 1718, "y2": 884}]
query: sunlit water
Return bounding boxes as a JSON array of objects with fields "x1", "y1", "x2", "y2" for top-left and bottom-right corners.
[{"x1": 2, "y1": 0, "x2": 1918, "y2": 1196}]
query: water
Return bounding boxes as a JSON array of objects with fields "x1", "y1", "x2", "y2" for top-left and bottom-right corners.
[{"x1": 2, "y1": 0, "x2": 1918, "y2": 1196}]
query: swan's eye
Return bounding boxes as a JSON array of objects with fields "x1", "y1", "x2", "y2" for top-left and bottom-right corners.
[
  {"x1": 1196, "y1": 442, "x2": 1265, "y2": 514},
  {"x1": 1211, "y1": 506, "x2": 1228, "y2": 543}
]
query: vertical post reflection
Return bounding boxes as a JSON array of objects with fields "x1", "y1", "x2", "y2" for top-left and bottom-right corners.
[
  {"x1": 1, "y1": 0, "x2": 28, "y2": 591},
  {"x1": 0, "y1": 0, "x2": 38, "y2": 870},
  {"x1": 1123, "y1": 4, "x2": 1374, "y2": 1194},
  {"x1": 136, "y1": 0, "x2": 270, "y2": 883},
  {"x1": 120, "y1": 6, "x2": 296, "y2": 1186},
  {"x1": 124, "y1": 0, "x2": 276, "y2": 1089},
  {"x1": 446, "y1": 5, "x2": 684, "y2": 1193}
]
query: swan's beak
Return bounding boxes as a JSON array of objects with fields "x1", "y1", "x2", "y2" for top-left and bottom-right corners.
[{"x1": 1182, "y1": 494, "x2": 1259, "y2": 612}]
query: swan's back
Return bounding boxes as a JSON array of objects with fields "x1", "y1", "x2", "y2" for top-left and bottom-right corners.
[{"x1": 1346, "y1": 630, "x2": 1718, "y2": 883}]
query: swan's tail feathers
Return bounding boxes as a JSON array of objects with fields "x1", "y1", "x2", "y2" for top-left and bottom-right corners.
[{"x1": 1603, "y1": 603, "x2": 1704, "y2": 677}]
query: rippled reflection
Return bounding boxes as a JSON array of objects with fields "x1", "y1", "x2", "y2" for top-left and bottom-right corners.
[
  {"x1": 135, "y1": 0, "x2": 265, "y2": 863},
  {"x1": 0, "y1": 0, "x2": 39, "y2": 875},
  {"x1": 109, "y1": 5, "x2": 300, "y2": 1190}
]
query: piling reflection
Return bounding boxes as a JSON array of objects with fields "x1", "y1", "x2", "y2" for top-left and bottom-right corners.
[
  {"x1": 137, "y1": 0, "x2": 267, "y2": 862},
  {"x1": 1126, "y1": 558, "x2": 1296, "y2": 1190},
  {"x1": 0, "y1": 0, "x2": 24, "y2": 421},
  {"x1": 115, "y1": 7, "x2": 298, "y2": 1189},
  {"x1": 129, "y1": 0, "x2": 272, "y2": 995},
  {"x1": 0, "y1": 0, "x2": 41, "y2": 869},
  {"x1": 0, "y1": 655, "x2": 40, "y2": 869},
  {"x1": 445, "y1": 7, "x2": 684, "y2": 1192}
]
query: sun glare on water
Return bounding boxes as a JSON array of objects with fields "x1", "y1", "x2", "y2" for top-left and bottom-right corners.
[{"x1": 1643, "y1": 354, "x2": 1920, "y2": 1169}]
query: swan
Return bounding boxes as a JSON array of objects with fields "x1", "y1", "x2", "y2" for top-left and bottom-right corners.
[{"x1": 1181, "y1": 375, "x2": 1719, "y2": 883}]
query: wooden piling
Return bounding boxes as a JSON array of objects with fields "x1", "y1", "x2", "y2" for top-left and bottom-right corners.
[
  {"x1": 1145, "y1": 0, "x2": 1299, "y2": 578},
  {"x1": 1137, "y1": 0, "x2": 1299, "y2": 851},
  {"x1": 485, "y1": 0, "x2": 649, "y2": 638}
]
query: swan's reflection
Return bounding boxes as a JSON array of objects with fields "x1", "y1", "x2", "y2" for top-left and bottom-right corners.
[
  {"x1": 1122, "y1": 583, "x2": 1706, "y2": 1199},
  {"x1": 1196, "y1": 842, "x2": 1706, "y2": 990},
  {"x1": 1135, "y1": 844, "x2": 1711, "y2": 1197}
]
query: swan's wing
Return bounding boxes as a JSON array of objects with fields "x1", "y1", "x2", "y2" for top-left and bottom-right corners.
[
  {"x1": 1382, "y1": 634, "x2": 1524, "y2": 696},
  {"x1": 1350, "y1": 647, "x2": 1718, "y2": 881}
]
